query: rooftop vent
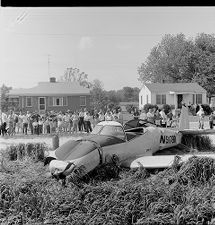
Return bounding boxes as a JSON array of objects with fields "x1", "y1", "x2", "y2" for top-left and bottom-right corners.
[{"x1": 50, "y1": 77, "x2": 56, "y2": 83}]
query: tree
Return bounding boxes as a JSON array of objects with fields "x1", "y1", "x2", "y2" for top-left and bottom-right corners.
[
  {"x1": 138, "y1": 33, "x2": 215, "y2": 97},
  {"x1": 90, "y1": 79, "x2": 107, "y2": 110},
  {"x1": 59, "y1": 67, "x2": 92, "y2": 88},
  {"x1": 0, "y1": 84, "x2": 12, "y2": 112},
  {"x1": 122, "y1": 87, "x2": 134, "y2": 101}
]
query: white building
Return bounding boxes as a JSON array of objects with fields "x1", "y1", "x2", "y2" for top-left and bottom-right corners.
[{"x1": 139, "y1": 82, "x2": 207, "y2": 110}]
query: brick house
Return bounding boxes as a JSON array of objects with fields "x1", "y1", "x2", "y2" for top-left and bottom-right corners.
[
  {"x1": 139, "y1": 82, "x2": 207, "y2": 110},
  {"x1": 8, "y1": 77, "x2": 91, "y2": 113}
]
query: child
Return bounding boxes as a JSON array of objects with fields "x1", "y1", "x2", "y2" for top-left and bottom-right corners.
[{"x1": 199, "y1": 113, "x2": 205, "y2": 129}]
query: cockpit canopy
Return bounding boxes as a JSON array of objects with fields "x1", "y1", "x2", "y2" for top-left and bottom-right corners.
[{"x1": 91, "y1": 122, "x2": 126, "y2": 140}]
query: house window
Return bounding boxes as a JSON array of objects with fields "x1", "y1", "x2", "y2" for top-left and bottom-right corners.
[
  {"x1": 141, "y1": 96, "x2": 143, "y2": 105},
  {"x1": 156, "y1": 94, "x2": 166, "y2": 105},
  {"x1": 52, "y1": 97, "x2": 68, "y2": 106},
  {"x1": 146, "y1": 95, "x2": 148, "y2": 104},
  {"x1": 53, "y1": 97, "x2": 63, "y2": 106},
  {"x1": 26, "y1": 97, "x2": 32, "y2": 107},
  {"x1": 80, "y1": 96, "x2": 86, "y2": 106},
  {"x1": 196, "y1": 94, "x2": 202, "y2": 104}
]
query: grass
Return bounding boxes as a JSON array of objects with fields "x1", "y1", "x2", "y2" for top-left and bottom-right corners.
[{"x1": 1, "y1": 142, "x2": 215, "y2": 224}]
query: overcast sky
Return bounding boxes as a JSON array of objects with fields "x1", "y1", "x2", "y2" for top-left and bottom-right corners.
[{"x1": 1, "y1": 7, "x2": 215, "y2": 91}]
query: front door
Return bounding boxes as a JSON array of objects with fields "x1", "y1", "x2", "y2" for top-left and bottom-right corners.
[
  {"x1": 177, "y1": 94, "x2": 183, "y2": 108},
  {"x1": 38, "y1": 97, "x2": 46, "y2": 112}
]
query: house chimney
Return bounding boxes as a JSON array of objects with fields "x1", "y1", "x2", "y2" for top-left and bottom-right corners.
[{"x1": 50, "y1": 77, "x2": 56, "y2": 83}]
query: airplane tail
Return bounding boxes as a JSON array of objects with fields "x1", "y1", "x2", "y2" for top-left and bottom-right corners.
[{"x1": 178, "y1": 105, "x2": 190, "y2": 131}]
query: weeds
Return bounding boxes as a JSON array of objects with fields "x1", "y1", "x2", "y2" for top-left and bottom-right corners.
[{"x1": 1, "y1": 143, "x2": 215, "y2": 224}]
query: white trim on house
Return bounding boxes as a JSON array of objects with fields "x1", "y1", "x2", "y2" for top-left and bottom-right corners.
[
  {"x1": 80, "y1": 96, "x2": 86, "y2": 106},
  {"x1": 26, "y1": 97, "x2": 32, "y2": 107}
]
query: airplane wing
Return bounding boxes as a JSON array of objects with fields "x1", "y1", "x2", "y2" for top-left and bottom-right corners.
[{"x1": 129, "y1": 152, "x2": 215, "y2": 169}]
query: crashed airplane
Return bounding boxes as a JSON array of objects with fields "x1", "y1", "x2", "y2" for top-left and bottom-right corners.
[{"x1": 44, "y1": 105, "x2": 215, "y2": 183}]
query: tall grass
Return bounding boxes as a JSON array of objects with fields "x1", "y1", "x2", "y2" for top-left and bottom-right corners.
[
  {"x1": 1, "y1": 143, "x2": 215, "y2": 224},
  {"x1": 182, "y1": 134, "x2": 215, "y2": 152}
]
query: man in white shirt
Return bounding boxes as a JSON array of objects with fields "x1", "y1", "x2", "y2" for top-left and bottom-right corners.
[
  {"x1": 84, "y1": 111, "x2": 92, "y2": 133},
  {"x1": 21, "y1": 112, "x2": 29, "y2": 135},
  {"x1": 1, "y1": 110, "x2": 8, "y2": 136},
  {"x1": 160, "y1": 108, "x2": 167, "y2": 127}
]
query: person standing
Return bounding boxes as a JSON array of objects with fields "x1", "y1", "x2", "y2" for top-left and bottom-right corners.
[
  {"x1": 209, "y1": 112, "x2": 214, "y2": 129},
  {"x1": 98, "y1": 109, "x2": 105, "y2": 122},
  {"x1": 93, "y1": 109, "x2": 99, "y2": 128},
  {"x1": 197, "y1": 106, "x2": 205, "y2": 129},
  {"x1": 78, "y1": 108, "x2": 85, "y2": 132},
  {"x1": 71, "y1": 111, "x2": 79, "y2": 134},
  {"x1": 38, "y1": 117, "x2": 44, "y2": 135},
  {"x1": 132, "y1": 108, "x2": 140, "y2": 120},
  {"x1": 178, "y1": 103, "x2": 190, "y2": 130},
  {"x1": 105, "y1": 109, "x2": 113, "y2": 121},
  {"x1": 7, "y1": 110, "x2": 15, "y2": 136},
  {"x1": 154, "y1": 109, "x2": 162, "y2": 127},
  {"x1": 167, "y1": 110, "x2": 173, "y2": 127},
  {"x1": 139, "y1": 109, "x2": 147, "y2": 120},
  {"x1": 160, "y1": 108, "x2": 167, "y2": 128},
  {"x1": 112, "y1": 109, "x2": 119, "y2": 122},
  {"x1": 84, "y1": 111, "x2": 92, "y2": 133},
  {"x1": 27, "y1": 111, "x2": 33, "y2": 135},
  {"x1": 147, "y1": 108, "x2": 155, "y2": 124},
  {"x1": 117, "y1": 108, "x2": 123, "y2": 125},
  {"x1": 21, "y1": 112, "x2": 29, "y2": 135},
  {"x1": 1, "y1": 110, "x2": 8, "y2": 136}
]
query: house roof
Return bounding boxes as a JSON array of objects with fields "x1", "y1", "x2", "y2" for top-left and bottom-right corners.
[
  {"x1": 144, "y1": 82, "x2": 206, "y2": 94},
  {"x1": 8, "y1": 81, "x2": 90, "y2": 96}
]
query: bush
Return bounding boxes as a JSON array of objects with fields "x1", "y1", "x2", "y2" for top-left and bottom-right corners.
[
  {"x1": 4, "y1": 142, "x2": 48, "y2": 162},
  {"x1": 143, "y1": 104, "x2": 158, "y2": 113},
  {"x1": 162, "y1": 104, "x2": 171, "y2": 114},
  {"x1": 201, "y1": 104, "x2": 213, "y2": 115}
]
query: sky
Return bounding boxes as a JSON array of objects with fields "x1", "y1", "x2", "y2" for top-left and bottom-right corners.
[{"x1": 0, "y1": 7, "x2": 215, "y2": 91}]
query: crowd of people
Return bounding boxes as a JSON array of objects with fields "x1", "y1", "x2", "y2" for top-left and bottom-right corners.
[
  {"x1": 132, "y1": 107, "x2": 179, "y2": 128},
  {"x1": 0, "y1": 108, "x2": 123, "y2": 137},
  {"x1": 1, "y1": 103, "x2": 214, "y2": 137},
  {"x1": 133, "y1": 103, "x2": 215, "y2": 130}
]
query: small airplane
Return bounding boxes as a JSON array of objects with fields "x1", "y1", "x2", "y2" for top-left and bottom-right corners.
[{"x1": 44, "y1": 105, "x2": 215, "y2": 184}]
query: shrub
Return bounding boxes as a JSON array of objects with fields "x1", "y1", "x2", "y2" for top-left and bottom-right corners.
[
  {"x1": 5, "y1": 142, "x2": 48, "y2": 162},
  {"x1": 143, "y1": 104, "x2": 158, "y2": 113},
  {"x1": 201, "y1": 104, "x2": 213, "y2": 115},
  {"x1": 162, "y1": 104, "x2": 171, "y2": 114}
]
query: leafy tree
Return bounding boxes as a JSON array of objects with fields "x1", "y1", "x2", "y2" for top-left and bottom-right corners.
[
  {"x1": 138, "y1": 33, "x2": 215, "y2": 97},
  {"x1": 90, "y1": 79, "x2": 107, "y2": 111},
  {"x1": 106, "y1": 90, "x2": 122, "y2": 104},
  {"x1": 122, "y1": 87, "x2": 134, "y2": 101},
  {"x1": 0, "y1": 84, "x2": 12, "y2": 112},
  {"x1": 59, "y1": 67, "x2": 92, "y2": 88}
]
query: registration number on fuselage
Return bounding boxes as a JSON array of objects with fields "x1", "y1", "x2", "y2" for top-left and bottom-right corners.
[{"x1": 160, "y1": 135, "x2": 176, "y2": 144}]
